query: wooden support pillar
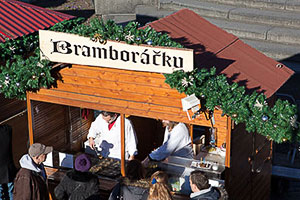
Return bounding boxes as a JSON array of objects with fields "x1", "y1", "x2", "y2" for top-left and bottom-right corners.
[
  {"x1": 225, "y1": 116, "x2": 232, "y2": 167},
  {"x1": 120, "y1": 113, "x2": 125, "y2": 176},
  {"x1": 190, "y1": 124, "x2": 193, "y2": 145},
  {"x1": 26, "y1": 92, "x2": 34, "y2": 145}
]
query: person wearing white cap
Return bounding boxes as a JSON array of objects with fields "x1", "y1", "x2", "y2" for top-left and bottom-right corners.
[{"x1": 13, "y1": 143, "x2": 53, "y2": 200}]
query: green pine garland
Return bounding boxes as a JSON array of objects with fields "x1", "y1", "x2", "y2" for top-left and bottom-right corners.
[
  {"x1": 65, "y1": 18, "x2": 183, "y2": 48},
  {"x1": 0, "y1": 18, "x2": 181, "y2": 100},
  {"x1": 0, "y1": 17, "x2": 299, "y2": 143},
  {"x1": 164, "y1": 68, "x2": 300, "y2": 143},
  {"x1": 0, "y1": 49, "x2": 53, "y2": 99},
  {"x1": 0, "y1": 18, "x2": 86, "y2": 100}
]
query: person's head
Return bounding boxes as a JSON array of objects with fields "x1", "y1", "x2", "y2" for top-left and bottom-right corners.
[
  {"x1": 189, "y1": 170, "x2": 210, "y2": 193},
  {"x1": 28, "y1": 143, "x2": 53, "y2": 165},
  {"x1": 126, "y1": 159, "x2": 145, "y2": 181},
  {"x1": 148, "y1": 171, "x2": 173, "y2": 200},
  {"x1": 161, "y1": 120, "x2": 179, "y2": 132},
  {"x1": 101, "y1": 111, "x2": 118, "y2": 123},
  {"x1": 75, "y1": 153, "x2": 92, "y2": 172}
]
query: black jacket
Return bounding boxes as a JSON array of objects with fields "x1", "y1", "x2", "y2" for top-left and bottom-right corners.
[
  {"x1": 0, "y1": 124, "x2": 17, "y2": 184},
  {"x1": 54, "y1": 170, "x2": 100, "y2": 200},
  {"x1": 190, "y1": 187, "x2": 220, "y2": 200},
  {"x1": 108, "y1": 182, "x2": 149, "y2": 200}
]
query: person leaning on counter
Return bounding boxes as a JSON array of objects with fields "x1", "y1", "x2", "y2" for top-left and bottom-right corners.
[
  {"x1": 142, "y1": 120, "x2": 193, "y2": 166},
  {"x1": 87, "y1": 111, "x2": 138, "y2": 160}
]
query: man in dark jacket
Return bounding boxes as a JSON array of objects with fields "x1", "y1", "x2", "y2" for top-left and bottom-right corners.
[
  {"x1": 54, "y1": 153, "x2": 100, "y2": 200},
  {"x1": 0, "y1": 125, "x2": 17, "y2": 200},
  {"x1": 13, "y1": 143, "x2": 53, "y2": 200},
  {"x1": 189, "y1": 170, "x2": 220, "y2": 200}
]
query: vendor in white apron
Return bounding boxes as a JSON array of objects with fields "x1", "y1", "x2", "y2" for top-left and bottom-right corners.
[
  {"x1": 142, "y1": 120, "x2": 193, "y2": 166},
  {"x1": 87, "y1": 111, "x2": 138, "y2": 160}
]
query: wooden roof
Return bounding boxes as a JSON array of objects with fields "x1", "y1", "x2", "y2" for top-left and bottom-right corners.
[{"x1": 147, "y1": 9, "x2": 294, "y2": 98}]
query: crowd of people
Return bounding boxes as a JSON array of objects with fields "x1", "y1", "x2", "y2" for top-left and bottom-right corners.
[{"x1": 0, "y1": 111, "x2": 227, "y2": 200}]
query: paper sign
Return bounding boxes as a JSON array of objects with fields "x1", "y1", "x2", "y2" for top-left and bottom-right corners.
[
  {"x1": 43, "y1": 151, "x2": 53, "y2": 167},
  {"x1": 59, "y1": 152, "x2": 74, "y2": 168}
]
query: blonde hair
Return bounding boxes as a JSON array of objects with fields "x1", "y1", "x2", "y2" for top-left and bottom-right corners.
[{"x1": 147, "y1": 171, "x2": 173, "y2": 200}]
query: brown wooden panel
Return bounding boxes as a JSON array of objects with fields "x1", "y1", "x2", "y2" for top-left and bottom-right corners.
[
  {"x1": 63, "y1": 64, "x2": 167, "y2": 79},
  {"x1": 54, "y1": 65, "x2": 228, "y2": 126},
  {"x1": 60, "y1": 65, "x2": 170, "y2": 90},
  {"x1": 0, "y1": 94, "x2": 26, "y2": 122},
  {"x1": 129, "y1": 116, "x2": 165, "y2": 160},
  {"x1": 31, "y1": 101, "x2": 91, "y2": 153},
  {"x1": 59, "y1": 75, "x2": 183, "y2": 98},
  {"x1": 226, "y1": 123, "x2": 271, "y2": 200},
  {"x1": 226, "y1": 123, "x2": 252, "y2": 200},
  {"x1": 37, "y1": 88, "x2": 184, "y2": 115},
  {"x1": 6, "y1": 112, "x2": 29, "y2": 168},
  {"x1": 252, "y1": 172, "x2": 271, "y2": 200},
  {"x1": 28, "y1": 91, "x2": 228, "y2": 128},
  {"x1": 53, "y1": 81, "x2": 184, "y2": 108}
]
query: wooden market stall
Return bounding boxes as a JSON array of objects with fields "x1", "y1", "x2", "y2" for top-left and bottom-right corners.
[
  {"x1": 0, "y1": 0, "x2": 74, "y2": 167},
  {"x1": 26, "y1": 9, "x2": 294, "y2": 200}
]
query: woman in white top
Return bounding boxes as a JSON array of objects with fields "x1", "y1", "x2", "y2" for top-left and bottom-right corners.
[
  {"x1": 87, "y1": 111, "x2": 138, "y2": 160},
  {"x1": 142, "y1": 120, "x2": 193, "y2": 165}
]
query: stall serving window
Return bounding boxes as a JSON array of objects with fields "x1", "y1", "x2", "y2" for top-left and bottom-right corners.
[{"x1": 31, "y1": 101, "x2": 90, "y2": 153}]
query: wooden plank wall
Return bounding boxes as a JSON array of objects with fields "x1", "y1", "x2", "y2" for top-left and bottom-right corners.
[
  {"x1": 0, "y1": 95, "x2": 28, "y2": 168},
  {"x1": 128, "y1": 116, "x2": 165, "y2": 160},
  {"x1": 31, "y1": 101, "x2": 91, "y2": 153},
  {"x1": 0, "y1": 95, "x2": 26, "y2": 122},
  {"x1": 28, "y1": 65, "x2": 229, "y2": 148},
  {"x1": 5, "y1": 113, "x2": 29, "y2": 168},
  {"x1": 226, "y1": 123, "x2": 271, "y2": 200}
]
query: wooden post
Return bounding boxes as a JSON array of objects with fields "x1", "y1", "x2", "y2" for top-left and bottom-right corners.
[
  {"x1": 120, "y1": 113, "x2": 125, "y2": 176},
  {"x1": 225, "y1": 116, "x2": 232, "y2": 168},
  {"x1": 26, "y1": 92, "x2": 34, "y2": 145},
  {"x1": 190, "y1": 124, "x2": 193, "y2": 145}
]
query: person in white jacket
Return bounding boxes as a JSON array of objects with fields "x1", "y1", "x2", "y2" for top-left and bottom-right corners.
[
  {"x1": 87, "y1": 111, "x2": 138, "y2": 160},
  {"x1": 142, "y1": 120, "x2": 193, "y2": 166}
]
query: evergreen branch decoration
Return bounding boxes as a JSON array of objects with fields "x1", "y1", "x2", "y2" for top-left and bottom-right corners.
[
  {"x1": 0, "y1": 49, "x2": 53, "y2": 100},
  {"x1": 0, "y1": 18, "x2": 86, "y2": 100},
  {"x1": 164, "y1": 68, "x2": 300, "y2": 143},
  {"x1": 0, "y1": 18, "x2": 182, "y2": 100},
  {"x1": 66, "y1": 18, "x2": 183, "y2": 48}
]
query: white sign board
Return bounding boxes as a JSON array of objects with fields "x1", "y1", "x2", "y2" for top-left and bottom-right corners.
[
  {"x1": 59, "y1": 152, "x2": 74, "y2": 168},
  {"x1": 39, "y1": 30, "x2": 194, "y2": 74},
  {"x1": 43, "y1": 151, "x2": 53, "y2": 167}
]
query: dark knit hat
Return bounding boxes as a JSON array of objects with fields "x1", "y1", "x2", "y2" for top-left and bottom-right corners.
[{"x1": 75, "y1": 153, "x2": 91, "y2": 172}]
